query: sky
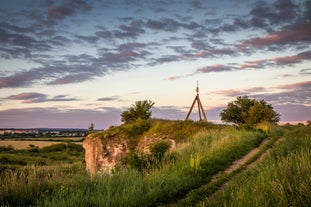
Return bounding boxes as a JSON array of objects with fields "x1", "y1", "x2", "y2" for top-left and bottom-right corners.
[{"x1": 0, "y1": 0, "x2": 310, "y2": 129}]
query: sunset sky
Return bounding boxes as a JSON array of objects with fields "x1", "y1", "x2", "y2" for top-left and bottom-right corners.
[{"x1": 0, "y1": 0, "x2": 310, "y2": 129}]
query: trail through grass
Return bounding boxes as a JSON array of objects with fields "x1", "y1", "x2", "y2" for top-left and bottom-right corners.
[{"x1": 197, "y1": 126, "x2": 311, "y2": 207}]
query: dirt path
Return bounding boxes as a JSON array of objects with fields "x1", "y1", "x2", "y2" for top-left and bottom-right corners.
[
  {"x1": 167, "y1": 136, "x2": 285, "y2": 206},
  {"x1": 207, "y1": 136, "x2": 284, "y2": 200}
]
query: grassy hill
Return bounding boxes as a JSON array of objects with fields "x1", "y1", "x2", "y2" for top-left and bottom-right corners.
[{"x1": 1, "y1": 120, "x2": 310, "y2": 207}]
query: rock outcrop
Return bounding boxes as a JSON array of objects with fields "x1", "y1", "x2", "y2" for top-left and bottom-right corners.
[
  {"x1": 83, "y1": 135, "x2": 128, "y2": 177},
  {"x1": 83, "y1": 133, "x2": 176, "y2": 177}
]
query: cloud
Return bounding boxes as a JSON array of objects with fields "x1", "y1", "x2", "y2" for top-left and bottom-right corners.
[
  {"x1": 274, "y1": 104, "x2": 311, "y2": 123},
  {"x1": 0, "y1": 107, "x2": 121, "y2": 129},
  {"x1": 197, "y1": 64, "x2": 236, "y2": 73},
  {"x1": 5, "y1": 92, "x2": 77, "y2": 103},
  {"x1": 212, "y1": 90, "x2": 244, "y2": 97},
  {"x1": 275, "y1": 80, "x2": 311, "y2": 90},
  {"x1": 300, "y1": 68, "x2": 311, "y2": 75},
  {"x1": 97, "y1": 96, "x2": 122, "y2": 102},
  {"x1": 113, "y1": 23, "x2": 145, "y2": 39},
  {"x1": 167, "y1": 49, "x2": 311, "y2": 81},
  {"x1": 240, "y1": 22, "x2": 311, "y2": 49},
  {"x1": 240, "y1": 51, "x2": 311, "y2": 69},
  {"x1": 6, "y1": 92, "x2": 46, "y2": 101},
  {"x1": 0, "y1": 41, "x2": 151, "y2": 88},
  {"x1": 0, "y1": 23, "x2": 72, "y2": 60},
  {"x1": 152, "y1": 106, "x2": 187, "y2": 120},
  {"x1": 0, "y1": 69, "x2": 44, "y2": 88},
  {"x1": 46, "y1": 0, "x2": 91, "y2": 22},
  {"x1": 0, "y1": 63, "x2": 99, "y2": 88},
  {"x1": 146, "y1": 18, "x2": 200, "y2": 32},
  {"x1": 212, "y1": 87, "x2": 267, "y2": 97},
  {"x1": 249, "y1": 0, "x2": 298, "y2": 29}
]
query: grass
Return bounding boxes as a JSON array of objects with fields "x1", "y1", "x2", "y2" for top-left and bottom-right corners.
[
  {"x1": 198, "y1": 126, "x2": 311, "y2": 207},
  {"x1": 0, "y1": 142, "x2": 85, "y2": 174},
  {"x1": 34, "y1": 127, "x2": 265, "y2": 207},
  {"x1": 0, "y1": 164, "x2": 87, "y2": 207},
  {"x1": 1, "y1": 121, "x2": 308, "y2": 207}
]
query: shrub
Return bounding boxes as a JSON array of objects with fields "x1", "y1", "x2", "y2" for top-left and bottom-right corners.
[
  {"x1": 149, "y1": 140, "x2": 171, "y2": 162},
  {"x1": 0, "y1": 156, "x2": 27, "y2": 165},
  {"x1": 122, "y1": 151, "x2": 147, "y2": 172},
  {"x1": 40, "y1": 143, "x2": 67, "y2": 153},
  {"x1": 0, "y1": 145, "x2": 14, "y2": 152},
  {"x1": 28, "y1": 144, "x2": 39, "y2": 153}
]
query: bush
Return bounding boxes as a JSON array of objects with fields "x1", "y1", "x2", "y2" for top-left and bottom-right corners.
[
  {"x1": 28, "y1": 144, "x2": 39, "y2": 153},
  {"x1": 0, "y1": 145, "x2": 14, "y2": 152},
  {"x1": 123, "y1": 118, "x2": 151, "y2": 137},
  {"x1": 149, "y1": 140, "x2": 171, "y2": 162},
  {"x1": 0, "y1": 156, "x2": 27, "y2": 165},
  {"x1": 67, "y1": 143, "x2": 84, "y2": 152},
  {"x1": 123, "y1": 140, "x2": 172, "y2": 172},
  {"x1": 123, "y1": 151, "x2": 148, "y2": 172},
  {"x1": 40, "y1": 143, "x2": 67, "y2": 153}
]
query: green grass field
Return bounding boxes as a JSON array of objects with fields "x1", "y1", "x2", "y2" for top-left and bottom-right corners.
[{"x1": 0, "y1": 121, "x2": 310, "y2": 207}]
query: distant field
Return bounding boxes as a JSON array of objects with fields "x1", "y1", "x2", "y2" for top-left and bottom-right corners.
[
  {"x1": 1, "y1": 137, "x2": 83, "y2": 141},
  {"x1": 0, "y1": 140, "x2": 82, "y2": 149}
]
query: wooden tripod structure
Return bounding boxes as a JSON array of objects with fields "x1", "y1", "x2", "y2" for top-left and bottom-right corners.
[{"x1": 185, "y1": 81, "x2": 207, "y2": 122}]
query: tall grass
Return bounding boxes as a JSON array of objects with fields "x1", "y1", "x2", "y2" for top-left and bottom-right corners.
[
  {"x1": 198, "y1": 126, "x2": 311, "y2": 207},
  {"x1": 34, "y1": 128, "x2": 265, "y2": 207},
  {"x1": 0, "y1": 164, "x2": 87, "y2": 207}
]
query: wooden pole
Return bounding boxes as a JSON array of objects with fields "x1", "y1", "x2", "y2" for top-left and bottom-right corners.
[{"x1": 185, "y1": 82, "x2": 208, "y2": 122}]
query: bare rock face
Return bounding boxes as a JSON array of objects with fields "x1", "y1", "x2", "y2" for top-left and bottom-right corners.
[
  {"x1": 82, "y1": 134, "x2": 128, "y2": 177},
  {"x1": 83, "y1": 133, "x2": 176, "y2": 177}
]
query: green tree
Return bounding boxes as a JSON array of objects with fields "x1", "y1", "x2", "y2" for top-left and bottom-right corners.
[
  {"x1": 88, "y1": 123, "x2": 94, "y2": 134},
  {"x1": 121, "y1": 100, "x2": 155, "y2": 124},
  {"x1": 220, "y1": 96, "x2": 280, "y2": 126}
]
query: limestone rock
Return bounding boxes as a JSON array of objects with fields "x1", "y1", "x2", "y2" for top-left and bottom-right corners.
[
  {"x1": 83, "y1": 133, "x2": 176, "y2": 177},
  {"x1": 82, "y1": 134, "x2": 128, "y2": 177}
]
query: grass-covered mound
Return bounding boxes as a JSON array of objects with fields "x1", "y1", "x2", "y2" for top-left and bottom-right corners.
[{"x1": 90, "y1": 119, "x2": 219, "y2": 148}]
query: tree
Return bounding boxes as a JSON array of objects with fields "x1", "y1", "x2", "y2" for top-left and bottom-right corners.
[
  {"x1": 220, "y1": 96, "x2": 280, "y2": 126},
  {"x1": 88, "y1": 123, "x2": 94, "y2": 134},
  {"x1": 121, "y1": 100, "x2": 155, "y2": 124}
]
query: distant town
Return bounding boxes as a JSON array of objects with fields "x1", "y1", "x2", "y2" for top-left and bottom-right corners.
[{"x1": 0, "y1": 128, "x2": 88, "y2": 138}]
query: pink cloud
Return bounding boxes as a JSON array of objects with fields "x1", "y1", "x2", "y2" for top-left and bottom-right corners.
[
  {"x1": 212, "y1": 89, "x2": 242, "y2": 96},
  {"x1": 6, "y1": 92, "x2": 46, "y2": 100},
  {"x1": 275, "y1": 80, "x2": 311, "y2": 90},
  {"x1": 240, "y1": 22, "x2": 311, "y2": 48}
]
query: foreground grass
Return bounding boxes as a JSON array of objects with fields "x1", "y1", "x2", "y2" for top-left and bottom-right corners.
[
  {"x1": 198, "y1": 126, "x2": 311, "y2": 207},
  {"x1": 34, "y1": 128, "x2": 265, "y2": 207},
  {"x1": 0, "y1": 164, "x2": 87, "y2": 207},
  {"x1": 5, "y1": 122, "x2": 305, "y2": 207}
]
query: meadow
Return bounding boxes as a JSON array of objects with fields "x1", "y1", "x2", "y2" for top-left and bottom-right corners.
[
  {"x1": 0, "y1": 121, "x2": 310, "y2": 207},
  {"x1": 0, "y1": 137, "x2": 83, "y2": 149}
]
